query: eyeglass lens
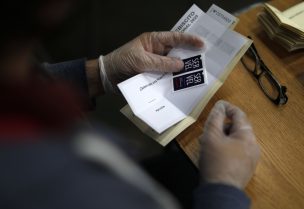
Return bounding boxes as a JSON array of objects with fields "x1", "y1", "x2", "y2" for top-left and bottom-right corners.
[
  {"x1": 259, "y1": 73, "x2": 280, "y2": 100},
  {"x1": 241, "y1": 47, "x2": 257, "y2": 72},
  {"x1": 242, "y1": 47, "x2": 280, "y2": 101}
]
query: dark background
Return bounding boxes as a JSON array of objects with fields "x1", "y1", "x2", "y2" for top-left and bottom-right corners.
[{"x1": 41, "y1": 0, "x2": 264, "y2": 62}]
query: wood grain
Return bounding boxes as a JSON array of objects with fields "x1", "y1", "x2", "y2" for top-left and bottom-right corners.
[{"x1": 176, "y1": 0, "x2": 304, "y2": 208}]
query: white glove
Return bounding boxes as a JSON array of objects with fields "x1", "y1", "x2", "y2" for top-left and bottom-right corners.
[
  {"x1": 199, "y1": 100, "x2": 260, "y2": 190},
  {"x1": 99, "y1": 31, "x2": 204, "y2": 92}
]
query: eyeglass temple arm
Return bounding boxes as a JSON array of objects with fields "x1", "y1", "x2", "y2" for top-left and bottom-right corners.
[{"x1": 247, "y1": 36, "x2": 262, "y2": 60}]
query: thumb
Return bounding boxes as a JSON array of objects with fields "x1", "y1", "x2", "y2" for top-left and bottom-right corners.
[
  {"x1": 221, "y1": 101, "x2": 253, "y2": 135},
  {"x1": 144, "y1": 52, "x2": 184, "y2": 72},
  {"x1": 203, "y1": 100, "x2": 227, "y2": 137}
]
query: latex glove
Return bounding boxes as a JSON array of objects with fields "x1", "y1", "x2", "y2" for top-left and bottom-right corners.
[
  {"x1": 100, "y1": 31, "x2": 204, "y2": 92},
  {"x1": 199, "y1": 100, "x2": 260, "y2": 190}
]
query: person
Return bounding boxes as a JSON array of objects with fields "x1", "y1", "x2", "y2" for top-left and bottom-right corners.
[{"x1": 0, "y1": 1, "x2": 260, "y2": 209}]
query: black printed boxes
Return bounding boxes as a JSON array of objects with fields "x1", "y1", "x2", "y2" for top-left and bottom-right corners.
[{"x1": 172, "y1": 55, "x2": 207, "y2": 91}]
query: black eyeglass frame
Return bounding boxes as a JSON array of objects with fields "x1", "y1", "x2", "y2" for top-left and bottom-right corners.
[{"x1": 241, "y1": 37, "x2": 288, "y2": 105}]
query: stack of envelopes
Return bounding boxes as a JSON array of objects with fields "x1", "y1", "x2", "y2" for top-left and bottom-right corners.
[{"x1": 258, "y1": 2, "x2": 304, "y2": 52}]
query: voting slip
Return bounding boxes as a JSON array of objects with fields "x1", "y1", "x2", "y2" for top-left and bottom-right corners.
[
  {"x1": 118, "y1": 4, "x2": 252, "y2": 146},
  {"x1": 172, "y1": 55, "x2": 208, "y2": 91}
]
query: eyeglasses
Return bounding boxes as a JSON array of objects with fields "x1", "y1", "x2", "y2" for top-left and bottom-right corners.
[{"x1": 241, "y1": 37, "x2": 288, "y2": 105}]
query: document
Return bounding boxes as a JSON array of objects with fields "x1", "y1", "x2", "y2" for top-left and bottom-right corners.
[
  {"x1": 258, "y1": 2, "x2": 304, "y2": 51},
  {"x1": 282, "y1": 1, "x2": 304, "y2": 29},
  {"x1": 265, "y1": 3, "x2": 304, "y2": 34},
  {"x1": 118, "y1": 4, "x2": 252, "y2": 146}
]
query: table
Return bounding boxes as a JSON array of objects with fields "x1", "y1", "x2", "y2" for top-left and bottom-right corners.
[{"x1": 176, "y1": 0, "x2": 304, "y2": 208}]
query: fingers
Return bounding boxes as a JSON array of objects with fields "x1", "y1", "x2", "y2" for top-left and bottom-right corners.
[
  {"x1": 203, "y1": 100, "x2": 253, "y2": 139},
  {"x1": 151, "y1": 31, "x2": 204, "y2": 49},
  {"x1": 216, "y1": 101, "x2": 256, "y2": 144},
  {"x1": 220, "y1": 101, "x2": 253, "y2": 135},
  {"x1": 137, "y1": 32, "x2": 204, "y2": 72}
]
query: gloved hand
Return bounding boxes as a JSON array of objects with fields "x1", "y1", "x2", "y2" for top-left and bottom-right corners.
[
  {"x1": 99, "y1": 31, "x2": 204, "y2": 92},
  {"x1": 199, "y1": 100, "x2": 260, "y2": 190}
]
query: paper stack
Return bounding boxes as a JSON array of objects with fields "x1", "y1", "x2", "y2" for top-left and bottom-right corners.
[{"x1": 258, "y1": 2, "x2": 304, "y2": 51}]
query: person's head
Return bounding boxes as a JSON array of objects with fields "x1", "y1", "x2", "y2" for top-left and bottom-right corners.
[{"x1": 0, "y1": 0, "x2": 78, "y2": 81}]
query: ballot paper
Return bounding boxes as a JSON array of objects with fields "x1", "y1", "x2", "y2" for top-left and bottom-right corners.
[{"x1": 118, "y1": 4, "x2": 252, "y2": 145}]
